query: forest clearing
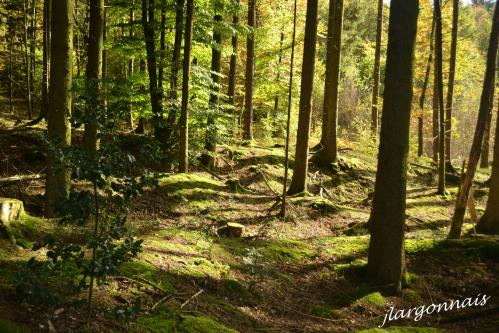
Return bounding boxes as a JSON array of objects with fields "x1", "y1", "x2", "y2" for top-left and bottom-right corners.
[{"x1": 1, "y1": 0, "x2": 499, "y2": 332}]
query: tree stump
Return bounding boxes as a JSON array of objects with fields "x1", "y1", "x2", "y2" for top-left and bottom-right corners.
[
  {"x1": 0, "y1": 198, "x2": 25, "y2": 243},
  {"x1": 217, "y1": 223, "x2": 244, "y2": 238}
]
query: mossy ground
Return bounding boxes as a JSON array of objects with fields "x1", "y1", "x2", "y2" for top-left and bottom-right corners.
[{"x1": 0, "y1": 136, "x2": 498, "y2": 332}]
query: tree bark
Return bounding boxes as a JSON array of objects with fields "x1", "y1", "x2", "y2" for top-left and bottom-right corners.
[
  {"x1": 477, "y1": 94, "x2": 499, "y2": 234},
  {"x1": 128, "y1": 6, "x2": 135, "y2": 129},
  {"x1": 449, "y1": 0, "x2": 499, "y2": 239},
  {"x1": 201, "y1": 15, "x2": 223, "y2": 168},
  {"x1": 445, "y1": 0, "x2": 459, "y2": 170},
  {"x1": 371, "y1": 0, "x2": 383, "y2": 134},
  {"x1": 46, "y1": 0, "x2": 74, "y2": 217},
  {"x1": 481, "y1": 64, "x2": 496, "y2": 168},
  {"x1": 435, "y1": 0, "x2": 446, "y2": 194},
  {"x1": 41, "y1": 0, "x2": 51, "y2": 121},
  {"x1": 316, "y1": 0, "x2": 343, "y2": 167},
  {"x1": 142, "y1": 0, "x2": 164, "y2": 140},
  {"x1": 228, "y1": 12, "x2": 239, "y2": 107},
  {"x1": 178, "y1": 0, "x2": 194, "y2": 173},
  {"x1": 83, "y1": 0, "x2": 105, "y2": 152},
  {"x1": 23, "y1": 0, "x2": 33, "y2": 119},
  {"x1": 30, "y1": 0, "x2": 37, "y2": 116},
  {"x1": 243, "y1": 0, "x2": 256, "y2": 140},
  {"x1": 287, "y1": 0, "x2": 319, "y2": 195},
  {"x1": 367, "y1": 0, "x2": 419, "y2": 293},
  {"x1": 273, "y1": 31, "x2": 284, "y2": 117}
]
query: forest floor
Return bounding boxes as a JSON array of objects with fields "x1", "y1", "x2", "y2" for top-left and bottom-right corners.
[{"x1": 1, "y1": 108, "x2": 499, "y2": 333}]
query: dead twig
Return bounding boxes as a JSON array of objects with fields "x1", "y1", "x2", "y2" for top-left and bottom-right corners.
[{"x1": 180, "y1": 289, "x2": 204, "y2": 309}]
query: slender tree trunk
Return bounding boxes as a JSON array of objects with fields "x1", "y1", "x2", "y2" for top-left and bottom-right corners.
[
  {"x1": 135, "y1": 59, "x2": 147, "y2": 134},
  {"x1": 418, "y1": 17, "x2": 435, "y2": 157},
  {"x1": 481, "y1": 90, "x2": 494, "y2": 168},
  {"x1": 23, "y1": 0, "x2": 33, "y2": 119},
  {"x1": 128, "y1": 6, "x2": 135, "y2": 129},
  {"x1": 449, "y1": 0, "x2": 499, "y2": 239},
  {"x1": 477, "y1": 94, "x2": 499, "y2": 234},
  {"x1": 46, "y1": 0, "x2": 74, "y2": 217},
  {"x1": 201, "y1": 15, "x2": 223, "y2": 168},
  {"x1": 445, "y1": 0, "x2": 459, "y2": 171},
  {"x1": 30, "y1": 0, "x2": 37, "y2": 116},
  {"x1": 228, "y1": 12, "x2": 239, "y2": 109},
  {"x1": 371, "y1": 0, "x2": 383, "y2": 133},
  {"x1": 435, "y1": 0, "x2": 446, "y2": 194},
  {"x1": 243, "y1": 0, "x2": 256, "y2": 140},
  {"x1": 367, "y1": 0, "x2": 419, "y2": 293},
  {"x1": 316, "y1": 0, "x2": 343, "y2": 167},
  {"x1": 9, "y1": 35, "x2": 14, "y2": 116},
  {"x1": 82, "y1": 0, "x2": 104, "y2": 152},
  {"x1": 273, "y1": 31, "x2": 284, "y2": 117},
  {"x1": 142, "y1": 0, "x2": 164, "y2": 140},
  {"x1": 287, "y1": 0, "x2": 319, "y2": 195},
  {"x1": 41, "y1": 0, "x2": 51, "y2": 121},
  {"x1": 179, "y1": 0, "x2": 194, "y2": 173},
  {"x1": 280, "y1": 0, "x2": 298, "y2": 219},
  {"x1": 158, "y1": 0, "x2": 166, "y2": 95}
]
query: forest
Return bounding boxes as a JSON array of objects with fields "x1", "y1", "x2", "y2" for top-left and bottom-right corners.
[{"x1": 0, "y1": 0, "x2": 499, "y2": 332}]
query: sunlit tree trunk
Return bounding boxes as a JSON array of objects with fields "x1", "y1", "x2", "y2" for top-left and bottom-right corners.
[
  {"x1": 46, "y1": 0, "x2": 74, "y2": 217},
  {"x1": 179, "y1": 0, "x2": 194, "y2": 173},
  {"x1": 227, "y1": 11, "x2": 239, "y2": 107},
  {"x1": 41, "y1": 0, "x2": 51, "y2": 121},
  {"x1": 317, "y1": 0, "x2": 343, "y2": 167},
  {"x1": 367, "y1": 0, "x2": 419, "y2": 293},
  {"x1": 30, "y1": 0, "x2": 37, "y2": 116},
  {"x1": 287, "y1": 0, "x2": 319, "y2": 195},
  {"x1": 371, "y1": 0, "x2": 383, "y2": 134},
  {"x1": 128, "y1": 6, "x2": 135, "y2": 129},
  {"x1": 435, "y1": 0, "x2": 446, "y2": 194},
  {"x1": 449, "y1": 0, "x2": 499, "y2": 239},
  {"x1": 243, "y1": 0, "x2": 256, "y2": 140},
  {"x1": 23, "y1": 0, "x2": 33, "y2": 119}
]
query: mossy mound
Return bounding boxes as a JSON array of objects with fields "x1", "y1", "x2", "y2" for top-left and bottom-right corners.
[
  {"x1": 133, "y1": 310, "x2": 238, "y2": 333},
  {"x1": 357, "y1": 292, "x2": 385, "y2": 307}
]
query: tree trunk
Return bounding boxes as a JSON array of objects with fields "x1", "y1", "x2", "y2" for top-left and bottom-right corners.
[
  {"x1": 201, "y1": 15, "x2": 223, "y2": 168},
  {"x1": 367, "y1": 0, "x2": 419, "y2": 294},
  {"x1": 243, "y1": 0, "x2": 256, "y2": 140},
  {"x1": 158, "y1": 0, "x2": 166, "y2": 95},
  {"x1": 83, "y1": 0, "x2": 105, "y2": 152},
  {"x1": 30, "y1": 0, "x2": 37, "y2": 116},
  {"x1": 477, "y1": 94, "x2": 499, "y2": 234},
  {"x1": 128, "y1": 6, "x2": 135, "y2": 129},
  {"x1": 178, "y1": 0, "x2": 194, "y2": 173},
  {"x1": 449, "y1": 0, "x2": 499, "y2": 239},
  {"x1": 273, "y1": 31, "x2": 284, "y2": 118},
  {"x1": 23, "y1": 0, "x2": 33, "y2": 120},
  {"x1": 432, "y1": 46, "x2": 439, "y2": 163},
  {"x1": 279, "y1": 0, "x2": 298, "y2": 219},
  {"x1": 41, "y1": 0, "x2": 51, "y2": 121},
  {"x1": 418, "y1": 116, "x2": 424, "y2": 157},
  {"x1": 46, "y1": 0, "x2": 74, "y2": 217},
  {"x1": 435, "y1": 0, "x2": 446, "y2": 195},
  {"x1": 371, "y1": 0, "x2": 383, "y2": 134},
  {"x1": 9, "y1": 34, "x2": 14, "y2": 116},
  {"x1": 316, "y1": 0, "x2": 343, "y2": 167},
  {"x1": 142, "y1": 0, "x2": 164, "y2": 140},
  {"x1": 445, "y1": 0, "x2": 459, "y2": 170},
  {"x1": 227, "y1": 12, "x2": 239, "y2": 107},
  {"x1": 481, "y1": 65, "x2": 496, "y2": 168},
  {"x1": 287, "y1": 0, "x2": 319, "y2": 195}
]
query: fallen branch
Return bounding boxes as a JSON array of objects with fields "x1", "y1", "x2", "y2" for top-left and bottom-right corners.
[
  {"x1": 0, "y1": 174, "x2": 44, "y2": 184},
  {"x1": 180, "y1": 289, "x2": 204, "y2": 309}
]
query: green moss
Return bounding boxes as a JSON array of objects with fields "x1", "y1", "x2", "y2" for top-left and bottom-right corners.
[
  {"x1": 310, "y1": 199, "x2": 341, "y2": 215},
  {"x1": 402, "y1": 290, "x2": 423, "y2": 304},
  {"x1": 134, "y1": 310, "x2": 238, "y2": 333},
  {"x1": 318, "y1": 236, "x2": 369, "y2": 262},
  {"x1": 174, "y1": 257, "x2": 231, "y2": 279},
  {"x1": 260, "y1": 239, "x2": 314, "y2": 262},
  {"x1": 358, "y1": 292, "x2": 385, "y2": 307},
  {"x1": 310, "y1": 304, "x2": 336, "y2": 318},
  {"x1": 119, "y1": 260, "x2": 173, "y2": 293},
  {"x1": 355, "y1": 327, "x2": 442, "y2": 333},
  {"x1": 401, "y1": 272, "x2": 418, "y2": 288},
  {"x1": 0, "y1": 319, "x2": 30, "y2": 333}
]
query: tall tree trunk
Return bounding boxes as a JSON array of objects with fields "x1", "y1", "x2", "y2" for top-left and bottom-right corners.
[
  {"x1": 178, "y1": 0, "x2": 194, "y2": 173},
  {"x1": 449, "y1": 0, "x2": 499, "y2": 239},
  {"x1": 243, "y1": 0, "x2": 256, "y2": 140},
  {"x1": 201, "y1": 15, "x2": 223, "y2": 168},
  {"x1": 46, "y1": 0, "x2": 74, "y2": 217},
  {"x1": 30, "y1": 0, "x2": 37, "y2": 116},
  {"x1": 481, "y1": 57, "x2": 497, "y2": 168},
  {"x1": 41, "y1": 0, "x2": 51, "y2": 121},
  {"x1": 280, "y1": 0, "x2": 298, "y2": 219},
  {"x1": 23, "y1": 0, "x2": 33, "y2": 119},
  {"x1": 158, "y1": 0, "x2": 166, "y2": 95},
  {"x1": 477, "y1": 94, "x2": 499, "y2": 234},
  {"x1": 435, "y1": 0, "x2": 446, "y2": 194},
  {"x1": 142, "y1": 0, "x2": 164, "y2": 140},
  {"x1": 273, "y1": 31, "x2": 284, "y2": 118},
  {"x1": 287, "y1": 0, "x2": 319, "y2": 195},
  {"x1": 228, "y1": 12, "x2": 239, "y2": 109},
  {"x1": 367, "y1": 0, "x2": 419, "y2": 293},
  {"x1": 418, "y1": 17, "x2": 435, "y2": 157},
  {"x1": 83, "y1": 0, "x2": 104, "y2": 152},
  {"x1": 128, "y1": 6, "x2": 135, "y2": 129},
  {"x1": 316, "y1": 0, "x2": 343, "y2": 167},
  {"x1": 445, "y1": 0, "x2": 459, "y2": 171},
  {"x1": 371, "y1": 0, "x2": 383, "y2": 134},
  {"x1": 9, "y1": 35, "x2": 14, "y2": 116}
]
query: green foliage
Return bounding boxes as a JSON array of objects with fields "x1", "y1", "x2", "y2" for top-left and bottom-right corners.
[{"x1": 0, "y1": 320, "x2": 29, "y2": 333}]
